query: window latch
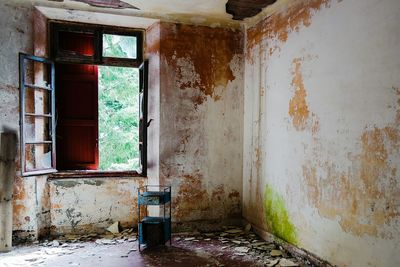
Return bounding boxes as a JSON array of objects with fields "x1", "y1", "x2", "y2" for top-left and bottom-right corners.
[{"x1": 147, "y1": 119, "x2": 153, "y2": 127}]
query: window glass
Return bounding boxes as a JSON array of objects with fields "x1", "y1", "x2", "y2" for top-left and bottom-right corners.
[
  {"x1": 25, "y1": 116, "x2": 51, "y2": 143},
  {"x1": 20, "y1": 54, "x2": 56, "y2": 176},
  {"x1": 59, "y1": 31, "x2": 95, "y2": 57},
  {"x1": 102, "y1": 34, "x2": 137, "y2": 59},
  {"x1": 25, "y1": 144, "x2": 53, "y2": 172},
  {"x1": 24, "y1": 88, "x2": 51, "y2": 114}
]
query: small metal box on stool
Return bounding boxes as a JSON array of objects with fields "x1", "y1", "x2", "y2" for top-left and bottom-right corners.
[{"x1": 137, "y1": 185, "x2": 171, "y2": 251}]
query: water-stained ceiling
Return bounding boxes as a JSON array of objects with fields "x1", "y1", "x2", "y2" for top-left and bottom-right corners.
[
  {"x1": 46, "y1": 0, "x2": 278, "y2": 21},
  {"x1": 68, "y1": 0, "x2": 139, "y2": 9},
  {"x1": 226, "y1": 0, "x2": 277, "y2": 20}
]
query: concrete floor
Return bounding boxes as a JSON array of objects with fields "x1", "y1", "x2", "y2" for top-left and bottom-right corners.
[{"x1": 0, "y1": 230, "x2": 307, "y2": 267}]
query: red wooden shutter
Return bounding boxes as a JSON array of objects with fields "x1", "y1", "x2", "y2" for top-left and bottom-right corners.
[{"x1": 56, "y1": 33, "x2": 99, "y2": 170}]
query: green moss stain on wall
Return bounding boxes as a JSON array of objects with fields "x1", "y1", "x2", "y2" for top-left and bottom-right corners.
[{"x1": 264, "y1": 185, "x2": 297, "y2": 245}]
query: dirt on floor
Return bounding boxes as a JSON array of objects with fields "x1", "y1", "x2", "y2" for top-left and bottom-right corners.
[{"x1": 0, "y1": 226, "x2": 314, "y2": 267}]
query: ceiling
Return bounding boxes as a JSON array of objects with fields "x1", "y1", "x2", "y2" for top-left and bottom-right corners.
[
  {"x1": 47, "y1": 0, "x2": 233, "y2": 19},
  {"x1": 226, "y1": 0, "x2": 277, "y2": 20},
  {"x1": 37, "y1": 0, "x2": 288, "y2": 27}
]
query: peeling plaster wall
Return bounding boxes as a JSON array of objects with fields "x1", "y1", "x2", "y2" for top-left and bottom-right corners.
[
  {"x1": 0, "y1": 1, "x2": 43, "y2": 241},
  {"x1": 0, "y1": 1, "x2": 152, "y2": 240},
  {"x1": 1, "y1": 0, "x2": 245, "y2": 239},
  {"x1": 159, "y1": 22, "x2": 244, "y2": 223},
  {"x1": 0, "y1": 2, "x2": 63, "y2": 241},
  {"x1": 243, "y1": 0, "x2": 400, "y2": 266},
  {"x1": 48, "y1": 178, "x2": 144, "y2": 234}
]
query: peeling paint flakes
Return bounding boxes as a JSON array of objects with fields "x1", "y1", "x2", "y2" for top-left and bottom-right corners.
[
  {"x1": 303, "y1": 123, "x2": 400, "y2": 238},
  {"x1": 173, "y1": 174, "x2": 209, "y2": 219},
  {"x1": 172, "y1": 173, "x2": 241, "y2": 220},
  {"x1": 360, "y1": 127, "x2": 399, "y2": 192},
  {"x1": 162, "y1": 23, "x2": 242, "y2": 106},
  {"x1": 311, "y1": 113, "x2": 320, "y2": 136},
  {"x1": 289, "y1": 58, "x2": 309, "y2": 131},
  {"x1": 393, "y1": 87, "x2": 400, "y2": 126},
  {"x1": 176, "y1": 57, "x2": 201, "y2": 91},
  {"x1": 246, "y1": 0, "x2": 335, "y2": 59}
]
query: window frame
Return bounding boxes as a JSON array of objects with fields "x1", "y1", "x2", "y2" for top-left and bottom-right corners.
[
  {"x1": 138, "y1": 60, "x2": 149, "y2": 176},
  {"x1": 101, "y1": 30, "x2": 143, "y2": 66},
  {"x1": 50, "y1": 22, "x2": 144, "y2": 68},
  {"x1": 49, "y1": 21, "x2": 148, "y2": 177},
  {"x1": 50, "y1": 23, "x2": 100, "y2": 64},
  {"x1": 19, "y1": 53, "x2": 57, "y2": 176},
  {"x1": 19, "y1": 22, "x2": 147, "y2": 177}
]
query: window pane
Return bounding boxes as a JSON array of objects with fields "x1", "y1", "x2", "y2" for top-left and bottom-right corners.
[
  {"x1": 23, "y1": 59, "x2": 51, "y2": 87},
  {"x1": 24, "y1": 88, "x2": 51, "y2": 114},
  {"x1": 98, "y1": 66, "x2": 139, "y2": 170},
  {"x1": 59, "y1": 31, "x2": 95, "y2": 57},
  {"x1": 25, "y1": 144, "x2": 52, "y2": 172},
  {"x1": 102, "y1": 34, "x2": 137, "y2": 59},
  {"x1": 25, "y1": 116, "x2": 51, "y2": 143},
  {"x1": 20, "y1": 54, "x2": 56, "y2": 176}
]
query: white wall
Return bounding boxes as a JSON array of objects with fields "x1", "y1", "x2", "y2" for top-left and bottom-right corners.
[{"x1": 244, "y1": 0, "x2": 400, "y2": 266}]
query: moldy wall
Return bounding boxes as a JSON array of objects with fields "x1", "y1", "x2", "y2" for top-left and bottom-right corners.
[
  {"x1": 243, "y1": 0, "x2": 400, "y2": 266},
  {"x1": 2, "y1": 0, "x2": 398, "y2": 265},
  {"x1": 158, "y1": 22, "x2": 244, "y2": 225}
]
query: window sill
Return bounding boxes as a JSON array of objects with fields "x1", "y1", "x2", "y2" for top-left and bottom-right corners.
[{"x1": 49, "y1": 170, "x2": 145, "y2": 179}]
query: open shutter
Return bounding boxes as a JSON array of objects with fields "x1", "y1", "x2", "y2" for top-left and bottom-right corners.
[
  {"x1": 56, "y1": 63, "x2": 99, "y2": 170},
  {"x1": 19, "y1": 53, "x2": 57, "y2": 176},
  {"x1": 138, "y1": 60, "x2": 148, "y2": 176}
]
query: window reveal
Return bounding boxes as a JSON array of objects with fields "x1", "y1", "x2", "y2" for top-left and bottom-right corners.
[{"x1": 19, "y1": 22, "x2": 147, "y2": 176}]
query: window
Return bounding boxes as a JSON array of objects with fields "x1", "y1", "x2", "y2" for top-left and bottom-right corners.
[
  {"x1": 19, "y1": 22, "x2": 148, "y2": 176},
  {"x1": 19, "y1": 54, "x2": 56, "y2": 176},
  {"x1": 102, "y1": 34, "x2": 137, "y2": 59},
  {"x1": 50, "y1": 23, "x2": 143, "y2": 66},
  {"x1": 98, "y1": 66, "x2": 140, "y2": 171}
]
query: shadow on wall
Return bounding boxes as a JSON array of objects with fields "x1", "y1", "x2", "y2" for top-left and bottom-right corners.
[{"x1": 1, "y1": 126, "x2": 17, "y2": 135}]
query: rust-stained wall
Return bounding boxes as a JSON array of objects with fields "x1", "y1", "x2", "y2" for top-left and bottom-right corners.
[
  {"x1": 0, "y1": 3, "x2": 61, "y2": 241},
  {"x1": 1, "y1": 1, "x2": 244, "y2": 239},
  {"x1": 243, "y1": 0, "x2": 400, "y2": 266},
  {"x1": 159, "y1": 22, "x2": 244, "y2": 222},
  {"x1": 0, "y1": 1, "x2": 152, "y2": 240},
  {"x1": 0, "y1": 1, "x2": 40, "y2": 242},
  {"x1": 48, "y1": 177, "x2": 144, "y2": 234},
  {"x1": 3, "y1": 1, "x2": 399, "y2": 265}
]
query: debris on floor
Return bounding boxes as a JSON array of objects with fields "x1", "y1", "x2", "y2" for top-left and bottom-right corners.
[
  {"x1": 106, "y1": 221, "x2": 121, "y2": 234},
  {"x1": 175, "y1": 225, "x2": 305, "y2": 267},
  {"x1": 0, "y1": 226, "x2": 311, "y2": 267}
]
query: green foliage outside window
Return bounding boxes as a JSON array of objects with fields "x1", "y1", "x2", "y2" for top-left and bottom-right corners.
[
  {"x1": 98, "y1": 35, "x2": 139, "y2": 170},
  {"x1": 102, "y1": 34, "x2": 137, "y2": 59}
]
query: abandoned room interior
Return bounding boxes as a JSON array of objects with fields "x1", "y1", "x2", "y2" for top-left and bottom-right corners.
[{"x1": 0, "y1": 0, "x2": 399, "y2": 266}]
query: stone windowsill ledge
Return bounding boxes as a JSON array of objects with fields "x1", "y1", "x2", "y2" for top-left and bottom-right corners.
[{"x1": 48, "y1": 170, "x2": 146, "y2": 179}]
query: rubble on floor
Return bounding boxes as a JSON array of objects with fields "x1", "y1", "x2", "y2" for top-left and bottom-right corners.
[
  {"x1": 174, "y1": 225, "x2": 305, "y2": 267},
  {"x1": 1, "y1": 225, "x2": 314, "y2": 267}
]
